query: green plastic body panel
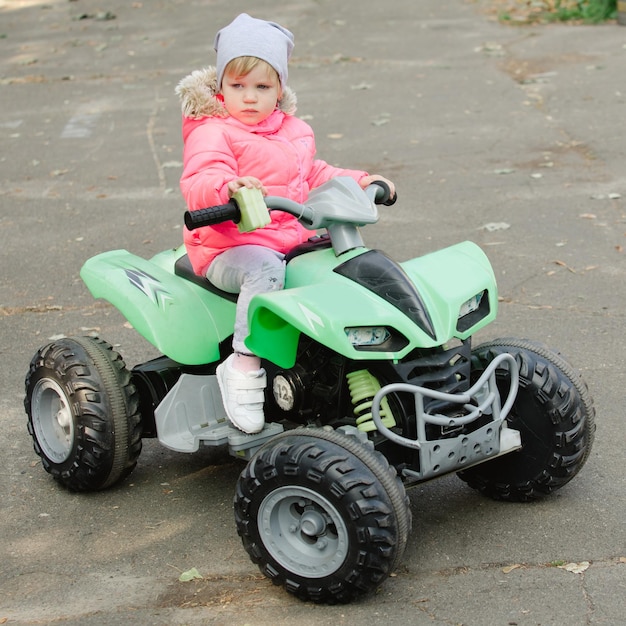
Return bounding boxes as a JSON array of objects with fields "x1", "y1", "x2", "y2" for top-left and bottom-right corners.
[
  {"x1": 80, "y1": 240, "x2": 497, "y2": 369},
  {"x1": 80, "y1": 247, "x2": 235, "y2": 365},
  {"x1": 246, "y1": 241, "x2": 498, "y2": 369}
]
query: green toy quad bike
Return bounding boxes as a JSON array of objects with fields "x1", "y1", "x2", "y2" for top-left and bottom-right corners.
[{"x1": 25, "y1": 178, "x2": 595, "y2": 603}]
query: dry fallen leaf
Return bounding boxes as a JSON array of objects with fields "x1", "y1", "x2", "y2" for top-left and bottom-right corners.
[
  {"x1": 553, "y1": 260, "x2": 576, "y2": 273},
  {"x1": 558, "y1": 561, "x2": 590, "y2": 574},
  {"x1": 179, "y1": 567, "x2": 203, "y2": 582},
  {"x1": 502, "y1": 564, "x2": 521, "y2": 574},
  {"x1": 482, "y1": 222, "x2": 511, "y2": 232}
]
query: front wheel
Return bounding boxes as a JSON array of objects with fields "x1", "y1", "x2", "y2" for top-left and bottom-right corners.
[
  {"x1": 24, "y1": 336, "x2": 142, "y2": 491},
  {"x1": 234, "y1": 428, "x2": 411, "y2": 604},
  {"x1": 458, "y1": 338, "x2": 595, "y2": 501}
]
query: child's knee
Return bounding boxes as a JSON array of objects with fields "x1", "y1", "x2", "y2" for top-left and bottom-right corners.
[
  {"x1": 241, "y1": 249, "x2": 285, "y2": 292},
  {"x1": 258, "y1": 257, "x2": 285, "y2": 290}
]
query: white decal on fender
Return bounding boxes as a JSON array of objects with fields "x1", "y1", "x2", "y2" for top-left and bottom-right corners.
[{"x1": 298, "y1": 302, "x2": 324, "y2": 332}]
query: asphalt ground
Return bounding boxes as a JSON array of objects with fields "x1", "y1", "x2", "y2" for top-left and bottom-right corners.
[{"x1": 1, "y1": 0, "x2": 625, "y2": 624}]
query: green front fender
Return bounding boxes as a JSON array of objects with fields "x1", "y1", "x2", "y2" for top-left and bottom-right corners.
[
  {"x1": 245, "y1": 241, "x2": 498, "y2": 369},
  {"x1": 246, "y1": 281, "x2": 414, "y2": 368},
  {"x1": 400, "y1": 240, "x2": 499, "y2": 337},
  {"x1": 80, "y1": 248, "x2": 235, "y2": 365}
]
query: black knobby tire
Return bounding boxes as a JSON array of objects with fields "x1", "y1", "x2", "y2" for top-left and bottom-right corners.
[
  {"x1": 458, "y1": 338, "x2": 595, "y2": 501},
  {"x1": 234, "y1": 428, "x2": 411, "y2": 604},
  {"x1": 24, "y1": 336, "x2": 142, "y2": 491}
]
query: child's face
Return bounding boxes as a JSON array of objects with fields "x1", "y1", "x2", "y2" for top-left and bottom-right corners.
[{"x1": 221, "y1": 63, "x2": 282, "y2": 126}]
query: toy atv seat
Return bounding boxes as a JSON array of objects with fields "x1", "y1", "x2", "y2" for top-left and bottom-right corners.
[
  {"x1": 174, "y1": 234, "x2": 333, "y2": 295},
  {"x1": 174, "y1": 254, "x2": 238, "y2": 301}
]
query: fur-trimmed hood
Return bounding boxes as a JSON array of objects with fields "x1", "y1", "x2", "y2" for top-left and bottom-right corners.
[{"x1": 175, "y1": 66, "x2": 297, "y2": 120}]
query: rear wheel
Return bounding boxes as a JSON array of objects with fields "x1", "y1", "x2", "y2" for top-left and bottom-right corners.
[
  {"x1": 234, "y1": 428, "x2": 411, "y2": 604},
  {"x1": 24, "y1": 336, "x2": 142, "y2": 491},
  {"x1": 458, "y1": 338, "x2": 595, "y2": 501}
]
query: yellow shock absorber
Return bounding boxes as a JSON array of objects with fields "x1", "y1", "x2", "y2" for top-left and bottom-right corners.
[{"x1": 346, "y1": 370, "x2": 397, "y2": 433}]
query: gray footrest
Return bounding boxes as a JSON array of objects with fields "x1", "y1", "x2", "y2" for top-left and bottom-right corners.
[{"x1": 155, "y1": 373, "x2": 283, "y2": 456}]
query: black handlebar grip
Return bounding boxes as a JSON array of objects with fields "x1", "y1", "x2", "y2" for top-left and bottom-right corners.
[
  {"x1": 184, "y1": 201, "x2": 241, "y2": 230},
  {"x1": 370, "y1": 180, "x2": 397, "y2": 206}
]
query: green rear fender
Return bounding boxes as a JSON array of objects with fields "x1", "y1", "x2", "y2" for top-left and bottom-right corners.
[
  {"x1": 246, "y1": 241, "x2": 498, "y2": 369},
  {"x1": 80, "y1": 248, "x2": 235, "y2": 365}
]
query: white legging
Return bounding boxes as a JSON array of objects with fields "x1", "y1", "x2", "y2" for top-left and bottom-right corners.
[{"x1": 206, "y1": 245, "x2": 286, "y2": 354}]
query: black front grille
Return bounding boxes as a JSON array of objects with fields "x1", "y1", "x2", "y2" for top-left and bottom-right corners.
[{"x1": 394, "y1": 339, "x2": 471, "y2": 398}]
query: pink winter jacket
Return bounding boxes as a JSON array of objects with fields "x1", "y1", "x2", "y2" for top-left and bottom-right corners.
[{"x1": 177, "y1": 67, "x2": 369, "y2": 276}]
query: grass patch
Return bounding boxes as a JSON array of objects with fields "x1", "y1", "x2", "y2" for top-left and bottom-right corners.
[{"x1": 489, "y1": 0, "x2": 617, "y2": 23}]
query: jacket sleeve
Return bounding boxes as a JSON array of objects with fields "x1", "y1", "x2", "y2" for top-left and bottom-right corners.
[
  {"x1": 307, "y1": 160, "x2": 369, "y2": 190},
  {"x1": 179, "y1": 122, "x2": 236, "y2": 210},
  {"x1": 304, "y1": 133, "x2": 368, "y2": 191}
]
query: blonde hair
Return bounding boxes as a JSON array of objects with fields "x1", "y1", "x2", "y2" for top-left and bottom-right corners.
[{"x1": 223, "y1": 56, "x2": 279, "y2": 82}]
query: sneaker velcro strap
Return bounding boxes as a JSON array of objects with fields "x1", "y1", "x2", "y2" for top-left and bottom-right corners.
[
  {"x1": 235, "y1": 389, "x2": 265, "y2": 404},
  {"x1": 228, "y1": 375, "x2": 265, "y2": 390}
]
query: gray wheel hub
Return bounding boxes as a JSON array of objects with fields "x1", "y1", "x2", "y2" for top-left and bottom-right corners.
[
  {"x1": 258, "y1": 485, "x2": 348, "y2": 577},
  {"x1": 31, "y1": 378, "x2": 74, "y2": 463}
]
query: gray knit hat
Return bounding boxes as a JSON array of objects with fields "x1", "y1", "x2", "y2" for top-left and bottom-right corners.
[{"x1": 214, "y1": 13, "x2": 294, "y2": 89}]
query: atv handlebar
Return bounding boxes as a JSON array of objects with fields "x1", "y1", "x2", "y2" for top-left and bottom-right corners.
[
  {"x1": 184, "y1": 201, "x2": 241, "y2": 230},
  {"x1": 183, "y1": 180, "x2": 396, "y2": 232},
  {"x1": 369, "y1": 180, "x2": 397, "y2": 206}
]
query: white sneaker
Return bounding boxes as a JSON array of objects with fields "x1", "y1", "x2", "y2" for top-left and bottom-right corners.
[{"x1": 216, "y1": 354, "x2": 266, "y2": 434}]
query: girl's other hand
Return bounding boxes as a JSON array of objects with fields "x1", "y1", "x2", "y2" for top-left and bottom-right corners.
[{"x1": 359, "y1": 174, "x2": 396, "y2": 199}]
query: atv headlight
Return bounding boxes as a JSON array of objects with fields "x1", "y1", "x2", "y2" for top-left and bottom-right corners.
[
  {"x1": 456, "y1": 290, "x2": 490, "y2": 332},
  {"x1": 345, "y1": 326, "x2": 391, "y2": 347},
  {"x1": 459, "y1": 292, "x2": 484, "y2": 318}
]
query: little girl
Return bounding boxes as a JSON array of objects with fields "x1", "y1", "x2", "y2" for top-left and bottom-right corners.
[{"x1": 177, "y1": 13, "x2": 395, "y2": 434}]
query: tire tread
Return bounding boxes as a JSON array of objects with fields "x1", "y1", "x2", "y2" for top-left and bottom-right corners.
[
  {"x1": 458, "y1": 338, "x2": 595, "y2": 501},
  {"x1": 24, "y1": 336, "x2": 142, "y2": 491}
]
